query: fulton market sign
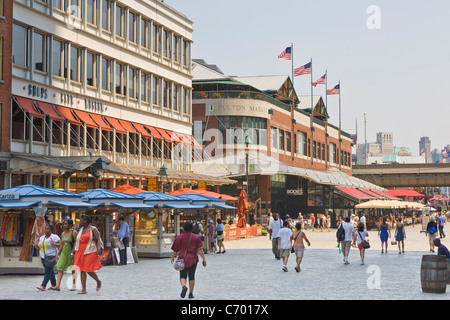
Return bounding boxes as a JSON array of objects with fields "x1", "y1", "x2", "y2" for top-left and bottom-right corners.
[{"x1": 206, "y1": 99, "x2": 270, "y2": 119}]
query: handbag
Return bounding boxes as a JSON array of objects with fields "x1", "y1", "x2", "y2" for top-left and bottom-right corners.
[
  {"x1": 43, "y1": 255, "x2": 57, "y2": 269},
  {"x1": 291, "y1": 231, "x2": 301, "y2": 254},
  {"x1": 174, "y1": 233, "x2": 192, "y2": 271},
  {"x1": 358, "y1": 230, "x2": 370, "y2": 249}
]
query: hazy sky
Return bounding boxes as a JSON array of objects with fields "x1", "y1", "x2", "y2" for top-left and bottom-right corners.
[{"x1": 167, "y1": 0, "x2": 450, "y2": 155}]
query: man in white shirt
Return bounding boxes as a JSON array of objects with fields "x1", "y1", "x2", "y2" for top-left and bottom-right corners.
[
  {"x1": 341, "y1": 216, "x2": 355, "y2": 265},
  {"x1": 269, "y1": 214, "x2": 283, "y2": 260},
  {"x1": 278, "y1": 221, "x2": 293, "y2": 271},
  {"x1": 360, "y1": 213, "x2": 366, "y2": 229}
]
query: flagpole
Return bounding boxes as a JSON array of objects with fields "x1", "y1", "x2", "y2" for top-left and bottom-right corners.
[
  {"x1": 325, "y1": 69, "x2": 328, "y2": 168},
  {"x1": 310, "y1": 58, "x2": 314, "y2": 166},
  {"x1": 339, "y1": 81, "x2": 342, "y2": 170},
  {"x1": 291, "y1": 43, "x2": 295, "y2": 161}
]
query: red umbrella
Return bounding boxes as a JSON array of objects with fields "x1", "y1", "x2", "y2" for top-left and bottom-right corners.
[{"x1": 237, "y1": 190, "x2": 247, "y2": 228}]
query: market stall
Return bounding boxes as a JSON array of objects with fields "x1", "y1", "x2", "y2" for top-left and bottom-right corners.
[
  {"x1": 133, "y1": 191, "x2": 205, "y2": 258},
  {"x1": 0, "y1": 185, "x2": 100, "y2": 274},
  {"x1": 78, "y1": 189, "x2": 154, "y2": 264}
]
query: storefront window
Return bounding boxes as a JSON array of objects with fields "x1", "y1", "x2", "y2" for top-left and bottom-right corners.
[{"x1": 307, "y1": 181, "x2": 324, "y2": 207}]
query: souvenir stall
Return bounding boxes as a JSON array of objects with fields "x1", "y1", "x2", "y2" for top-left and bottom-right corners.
[
  {"x1": 133, "y1": 191, "x2": 205, "y2": 258},
  {"x1": 78, "y1": 189, "x2": 154, "y2": 264},
  {"x1": 0, "y1": 185, "x2": 99, "y2": 274}
]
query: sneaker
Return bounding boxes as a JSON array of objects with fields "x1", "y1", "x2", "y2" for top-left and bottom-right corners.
[
  {"x1": 294, "y1": 267, "x2": 300, "y2": 273},
  {"x1": 361, "y1": 261, "x2": 365, "y2": 265},
  {"x1": 282, "y1": 266, "x2": 288, "y2": 272},
  {"x1": 37, "y1": 286, "x2": 45, "y2": 291},
  {"x1": 344, "y1": 261, "x2": 350, "y2": 265},
  {"x1": 180, "y1": 286, "x2": 188, "y2": 298},
  {"x1": 188, "y1": 292, "x2": 194, "y2": 299}
]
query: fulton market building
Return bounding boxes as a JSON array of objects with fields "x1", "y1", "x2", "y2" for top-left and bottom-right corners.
[{"x1": 190, "y1": 60, "x2": 386, "y2": 226}]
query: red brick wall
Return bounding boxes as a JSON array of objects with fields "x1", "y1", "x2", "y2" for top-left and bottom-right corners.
[{"x1": 0, "y1": 0, "x2": 12, "y2": 153}]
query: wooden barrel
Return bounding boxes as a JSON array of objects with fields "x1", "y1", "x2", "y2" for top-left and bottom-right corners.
[
  {"x1": 421, "y1": 255, "x2": 447, "y2": 293},
  {"x1": 447, "y1": 261, "x2": 450, "y2": 285}
]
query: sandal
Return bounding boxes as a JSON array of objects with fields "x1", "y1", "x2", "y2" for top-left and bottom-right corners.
[
  {"x1": 77, "y1": 290, "x2": 87, "y2": 294},
  {"x1": 49, "y1": 286, "x2": 60, "y2": 291},
  {"x1": 96, "y1": 281, "x2": 102, "y2": 292},
  {"x1": 37, "y1": 286, "x2": 45, "y2": 291}
]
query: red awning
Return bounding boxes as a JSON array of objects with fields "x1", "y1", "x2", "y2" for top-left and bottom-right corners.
[
  {"x1": 55, "y1": 106, "x2": 81, "y2": 125},
  {"x1": 178, "y1": 133, "x2": 193, "y2": 146},
  {"x1": 89, "y1": 114, "x2": 113, "y2": 131},
  {"x1": 35, "y1": 101, "x2": 65, "y2": 122},
  {"x1": 14, "y1": 97, "x2": 44, "y2": 119},
  {"x1": 73, "y1": 110, "x2": 98, "y2": 128},
  {"x1": 190, "y1": 135, "x2": 202, "y2": 148},
  {"x1": 167, "y1": 130, "x2": 181, "y2": 144},
  {"x1": 387, "y1": 190, "x2": 425, "y2": 198},
  {"x1": 360, "y1": 189, "x2": 386, "y2": 199},
  {"x1": 336, "y1": 187, "x2": 377, "y2": 200},
  {"x1": 104, "y1": 116, "x2": 126, "y2": 134},
  {"x1": 132, "y1": 123, "x2": 151, "y2": 138},
  {"x1": 156, "y1": 128, "x2": 173, "y2": 142},
  {"x1": 119, "y1": 120, "x2": 138, "y2": 134},
  {"x1": 145, "y1": 125, "x2": 163, "y2": 141}
]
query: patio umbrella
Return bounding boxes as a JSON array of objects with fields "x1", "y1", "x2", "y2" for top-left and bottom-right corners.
[
  {"x1": 237, "y1": 190, "x2": 247, "y2": 228},
  {"x1": 110, "y1": 184, "x2": 146, "y2": 195}
]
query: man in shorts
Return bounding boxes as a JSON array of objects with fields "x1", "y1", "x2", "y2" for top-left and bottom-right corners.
[
  {"x1": 340, "y1": 216, "x2": 355, "y2": 265},
  {"x1": 278, "y1": 221, "x2": 293, "y2": 272}
]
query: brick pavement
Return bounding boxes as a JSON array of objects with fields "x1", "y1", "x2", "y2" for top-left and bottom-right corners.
[{"x1": 0, "y1": 225, "x2": 449, "y2": 300}]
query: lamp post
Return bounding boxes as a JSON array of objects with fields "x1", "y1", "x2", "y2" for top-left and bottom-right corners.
[
  {"x1": 157, "y1": 164, "x2": 170, "y2": 194},
  {"x1": 92, "y1": 157, "x2": 109, "y2": 189}
]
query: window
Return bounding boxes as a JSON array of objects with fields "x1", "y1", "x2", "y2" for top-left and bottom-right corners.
[
  {"x1": 183, "y1": 40, "x2": 191, "y2": 67},
  {"x1": 33, "y1": 32, "x2": 46, "y2": 72},
  {"x1": 129, "y1": 11, "x2": 136, "y2": 43},
  {"x1": 52, "y1": 39, "x2": 63, "y2": 77},
  {"x1": 129, "y1": 67, "x2": 138, "y2": 99},
  {"x1": 0, "y1": 0, "x2": 4, "y2": 16},
  {"x1": 152, "y1": 76, "x2": 158, "y2": 105},
  {"x1": 278, "y1": 129, "x2": 285, "y2": 151},
  {"x1": 101, "y1": 57, "x2": 113, "y2": 91},
  {"x1": 162, "y1": 79, "x2": 168, "y2": 108},
  {"x1": 115, "y1": 62, "x2": 124, "y2": 95},
  {"x1": 271, "y1": 127, "x2": 277, "y2": 149},
  {"x1": 297, "y1": 131, "x2": 306, "y2": 156},
  {"x1": 53, "y1": 0, "x2": 63, "y2": 10},
  {"x1": 70, "y1": 46, "x2": 81, "y2": 82},
  {"x1": 86, "y1": 0, "x2": 97, "y2": 25},
  {"x1": 286, "y1": 131, "x2": 291, "y2": 152},
  {"x1": 168, "y1": 32, "x2": 172, "y2": 59},
  {"x1": 0, "y1": 37, "x2": 3, "y2": 81},
  {"x1": 163, "y1": 30, "x2": 167, "y2": 57},
  {"x1": 86, "y1": 51, "x2": 96, "y2": 87},
  {"x1": 115, "y1": 5, "x2": 123, "y2": 37},
  {"x1": 102, "y1": 0, "x2": 113, "y2": 32},
  {"x1": 70, "y1": 0, "x2": 84, "y2": 19},
  {"x1": 13, "y1": 24, "x2": 27, "y2": 67},
  {"x1": 330, "y1": 143, "x2": 336, "y2": 163},
  {"x1": 141, "y1": 18, "x2": 147, "y2": 47},
  {"x1": 152, "y1": 24, "x2": 158, "y2": 53},
  {"x1": 181, "y1": 87, "x2": 186, "y2": 113}
]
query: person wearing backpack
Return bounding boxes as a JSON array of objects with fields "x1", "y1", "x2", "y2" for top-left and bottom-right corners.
[
  {"x1": 426, "y1": 216, "x2": 438, "y2": 252},
  {"x1": 192, "y1": 218, "x2": 204, "y2": 240},
  {"x1": 339, "y1": 216, "x2": 354, "y2": 265}
]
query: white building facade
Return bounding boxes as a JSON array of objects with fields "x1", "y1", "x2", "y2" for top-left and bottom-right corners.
[{"x1": 8, "y1": 0, "x2": 210, "y2": 191}]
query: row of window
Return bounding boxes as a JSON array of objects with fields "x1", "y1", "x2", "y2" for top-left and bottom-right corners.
[
  {"x1": 50, "y1": 0, "x2": 191, "y2": 67},
  {"x1": 12, "y1": 24, "x2": 191, "y2": 114}
]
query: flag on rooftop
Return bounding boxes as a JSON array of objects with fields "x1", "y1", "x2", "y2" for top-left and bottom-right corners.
[
  {"x1": 313, "y1": 73, "x2": 326, "y2": 87},
  {"x1": 327, "y1": 84, "x2": 340, "y2": 95},
  {"x1": 294, "y1": 62, "x2": 312, "y2": 77},
  {"x1": 278, "y1": 47, "x2": 292, "y2": 60}
]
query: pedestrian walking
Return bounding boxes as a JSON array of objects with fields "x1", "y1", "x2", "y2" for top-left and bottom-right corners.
[
  {"x1": 116, "y1": 215, "x2": 129, "y2": 265},
  {"x1": 353, "y1": 222, "x2": 369, "y2": 265},
  {"x1": 269, "y1": 214, "x2": 283, "y2": 260},
  {"x1": 171, "y1": 222, "x2": 207, "y2": 299},
  {"x1": 206, "y1": 219, "x2": 215, "y2": 254},
  {"x1": 426, "y1": 216, "x2": 438, "y2": 252},
  {"x1": 340, "y1": 216, "x2": 354, "y2": 265},
  {"x1": 54, "y1": 219, "x2": 77, "y2": 291},
  {"x1": 291, "y1": 222, "x2": 311, "y2": 272},
  {"x1": 216, "y1": 219, "x2": 226, "y2": 254},
  {"x1": 73, "y1": 215, "x2": 103, "y2": 294},
  {"x1": 278, "y1": 221, "x2": 292, "y2": 272},
  {"x1": 285, "y1": 214, "x2": 294, "y2": 230},
  {"x1": 437, "y1": 213, "x2": 446, "y2": 238},
  {"x1": 395, "y1": 217, "x2": 406, "y2": 254},
  {"x1": 310, "y1": 214, "x2": 315, "y2": 231},
  {"x1": 360, "y1": 213, "x2": 366, "y2": 229},
  {"x1": 378, "y1": 217, "x2": 391, "y2": 254},
  {"x1": 36, "y1": 224, "x2": 61, "y2": 291},
  {"x1": 192, "y1": 217, "x2": 204, "y2": 241},
  {"x1": 326, "y1": 215, "x2": 331, "y2": 232}
]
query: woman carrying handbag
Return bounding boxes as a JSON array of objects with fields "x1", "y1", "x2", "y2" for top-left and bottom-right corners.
[
  {"x1": 353, "y1": 222, "x2": 369, "y2": 265},
  {"x1": 171, "y1": 222, "x2": 206, "y2": 299},
  {"x1": 290, "y1": 222, "x2": 311, "y2": 273}
]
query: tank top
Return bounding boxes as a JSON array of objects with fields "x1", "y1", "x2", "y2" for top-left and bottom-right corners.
[{"x1": 292, "y1": 230, "x2": 304, "y2": 248}]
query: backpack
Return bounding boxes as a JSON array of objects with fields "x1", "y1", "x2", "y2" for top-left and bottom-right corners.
[
  {"x1": 336, "y1": 224, "x2": 345, "y2": 242},
  {"x1": 192, "y1": 222, "x2": 201, "y2": 235}
]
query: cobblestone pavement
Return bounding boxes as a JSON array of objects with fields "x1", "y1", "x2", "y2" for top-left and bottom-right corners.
[{"x1": 1, "y1": 225, "x2": 449, "y2": 300}]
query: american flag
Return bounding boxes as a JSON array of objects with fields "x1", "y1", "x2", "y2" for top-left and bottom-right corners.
[
  {"x1": 312, "y1": 73, "x2": 326, "y2": 87},
  {"x1": 278, "y1": 47, "x2": 292, "y2": 60},
  {"x1": 327, "y1": 84, "x2": 340, "y2": 95},
  {"x1": 294, "y1": 62, "x2": 311, "y2": 77}
]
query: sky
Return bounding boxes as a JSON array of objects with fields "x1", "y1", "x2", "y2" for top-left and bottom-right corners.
[{"x1": 167, "y1": 0, "x2": 450, "y2": 155}]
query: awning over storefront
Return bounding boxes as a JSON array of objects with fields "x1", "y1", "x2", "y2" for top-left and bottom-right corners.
[
  {"x1": 145, "y1": 125, "x2": 163, "y2": 140},
  {"x1": 213, "y1": 203, "x2": 238, "y2": 209},
  {"x1": 0, "y1": 201, "x2": 40, "y2": 208},
  {"x1": 156, "y1": 128, "x2": 174, "y2": 142},
  {"x1": 14, "y1": 96, "x2": 45, "y2": 119},
  {"x1": 48, "y1": 200, "x2": 104, "y2": 207},
  {"x1": 104, "y1": 117, "x2": 127, "y2": 134},
  {"x1": 111, "y1": 202, "x2": 155, "y2": 209},
  {"x1": 119, "y1": 120, "x2": 138, "y2": 134},
  {"x1": 90, "y1": 114, "x2": 113, "y2": 131},
  {"x1": 35, "y1": 101, "x2": 65, "y2": 122},
  {"x1": 73, "y1": 110, "x2": 98, "y2": 128},
  {"x1": 192, "y1": 151, "x2": 385, "y2": 191},
  {"x1": 132, "y1": 123, "x2": 152, "y2": 138},
  {"x1": 335, "y1": 187, "x2": 376, "y2": 200},
  {"x1": 55, "y1": 106, "x2": 81, "y2": 125},
  {"x1": 386, "y1": 189, "x2": 425, "y2": 198}
]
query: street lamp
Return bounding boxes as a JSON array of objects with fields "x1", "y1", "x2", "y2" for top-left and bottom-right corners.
[
  {"x1": 92, "y1": 157, "x2": 109, "y2": 189},
  {"x1": 157, "y1": 164, "x2": 170, "y2": 194}
]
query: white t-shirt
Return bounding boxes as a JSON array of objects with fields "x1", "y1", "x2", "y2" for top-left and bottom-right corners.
[
  {"x1": 278, "y1": 228, "x2": 292, "y2": 249},
  {"x1": 360, "y1": 216, "x2": 366, "y2": 224},
  {"x1": 354, "y1": 229, "x2": 368, "y2": 245},
  {"x1": 269, "y1": 219, "x2": 283, "y2": 238},
  {"x1": 341, "y1": 222, "x2": 355, "y2": 242},
  {"x1": 38, "y1": 234, "x2": 61, "y2": 258}
]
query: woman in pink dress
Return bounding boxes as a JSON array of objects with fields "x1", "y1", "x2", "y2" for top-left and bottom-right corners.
[{"x1": 73, "y1": 215, "x2": 103, "y2": 294}]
